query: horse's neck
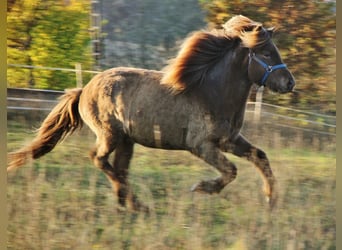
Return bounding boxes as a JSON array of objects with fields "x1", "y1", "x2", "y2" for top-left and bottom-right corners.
[
  {"x1": 209, "y1": 50, "x2": 252, "y2": 118},
  {"x1": 220, "y1": 79, "x2": 252, "y2": 119},
  {"x1": 187, "y1": 47, "x2": 252, "y2": 119}
]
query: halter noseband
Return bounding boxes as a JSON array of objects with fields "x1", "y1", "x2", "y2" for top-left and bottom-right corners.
[{"x1": 248, "y1": 51, "x2": 287, "y2": 86}]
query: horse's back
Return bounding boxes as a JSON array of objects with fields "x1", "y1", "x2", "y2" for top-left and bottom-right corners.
[
  {"x1": 78, "y1": 67, "x2": 160, "y2": 132},
  {"x1": 78, "y1": 67, "x2": 204, "y2": 149}
]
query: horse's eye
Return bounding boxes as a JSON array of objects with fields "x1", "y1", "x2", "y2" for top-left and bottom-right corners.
[{"x1": 263, "y1": 53, "x2": 271, "y2": 59}]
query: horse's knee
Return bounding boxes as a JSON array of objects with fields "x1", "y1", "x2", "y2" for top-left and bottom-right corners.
[
  {"x1": 217, "y1": 163, "x2": 237, "y2": 188},
  {"x1": 90, "y1": 142, "x2": 115, "y2": 171},
  {"x1": 256, "y1": 148, "x2": 268, "y2": 161},
  {"x1": 91, "y1": 153, "x2": 104, "y2": 169},
  {"x1": 92, "y1": 154, "x2": 116, "y2": 180},
  {"x1": 246, "y1": 148, "x2": 270, "y2": 166},
  {"x1": 218, "y1": 156, "x2": 237, "y2": 180}
]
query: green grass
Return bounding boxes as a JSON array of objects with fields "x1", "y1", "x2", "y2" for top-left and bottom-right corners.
[{"x1": 7, "y1": 121, "x2": 335, "y2": 250}]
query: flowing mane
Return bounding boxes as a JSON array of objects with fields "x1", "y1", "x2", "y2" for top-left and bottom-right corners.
[{"x1": 161, "y1": 15, "x2": 270, "y2": 94}]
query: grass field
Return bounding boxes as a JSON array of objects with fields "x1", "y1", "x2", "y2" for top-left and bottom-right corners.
[{"x1": 7, "y1": 120, "x2": 335, "y2": 250}]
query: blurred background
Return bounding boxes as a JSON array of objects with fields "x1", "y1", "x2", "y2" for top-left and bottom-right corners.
[
  {"x1": 7, "y1": 0, "x2": 335, "y2": 249},
  {"x1": 7, "y1": 0, "x2": 336, "y2": 114}
]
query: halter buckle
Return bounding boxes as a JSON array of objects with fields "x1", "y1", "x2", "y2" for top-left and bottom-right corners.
[{"x1": 266, "y1": 65, "x2": 273, "y2": 72}]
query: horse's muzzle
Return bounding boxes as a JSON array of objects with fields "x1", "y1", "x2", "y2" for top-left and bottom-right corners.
[
  {"x1": 287, "y1": 78, "x2": 296, "y2": 92},
  {"x1": 277, "y1": 77, "x2": 295, "y2": 94}
]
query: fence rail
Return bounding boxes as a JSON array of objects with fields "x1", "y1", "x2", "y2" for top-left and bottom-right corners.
[
  {"x1": 7, "y1": 87, "x2": 336, "y2": 152},
  {"x1": 7, "y1": 87, "x2": 336, "y2": 136},
  {"x1": 6, "y1": 64, "x2": 337, "y2": 123},
  {"x1": 8, "y1": 64, "x2": 101, "y2": 74},
  {"x1": 7, "y1": 64, "x2": 336, "y2": 152},
  {"x1": 7, "y1": 88, "x2": 62, "y2": 111}
]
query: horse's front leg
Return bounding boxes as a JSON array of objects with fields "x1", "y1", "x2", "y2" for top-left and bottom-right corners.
[
  {"x1": 220, "y1": 134, "x2": 277, "y2": 208},
  {"x1": 190, "y1": 142, "x2": 237, "y2": 194}
]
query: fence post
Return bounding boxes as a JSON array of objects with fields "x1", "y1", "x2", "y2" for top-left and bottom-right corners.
[
  {"x1": 75, "y1": 63, "x2": 83, "y2": 88},
  {"x1": 254, "y1": 86, "x2": 264, "y2": 122}
]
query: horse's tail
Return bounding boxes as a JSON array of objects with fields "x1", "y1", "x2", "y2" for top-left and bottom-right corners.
[{"x1": 7, "y1": 88, "x2": 83, "y2": 172}]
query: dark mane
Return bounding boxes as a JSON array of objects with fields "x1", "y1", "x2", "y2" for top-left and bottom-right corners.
[
  {"x1": 161, "y1": 15, "x2": 269, "y2": 94},
  {"x1": 161, "y1": 31, "x2": 235, "y2": 94}
]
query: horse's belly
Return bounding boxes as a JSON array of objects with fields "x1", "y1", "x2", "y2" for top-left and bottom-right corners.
[{"x1": 129, "y1": 121, "x2": 189, "y2": 150}]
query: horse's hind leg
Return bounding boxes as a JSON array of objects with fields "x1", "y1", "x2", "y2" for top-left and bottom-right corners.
[
  {"x1": 90, "y1": 133, "x2": 147, "y2": 212},
  {"x1": 191, "y1": 142, "x2": 237, "y2": 194},
  {"x1": 223, "y1": 134, "x2": 277, "y2": 208},
  {"x1": 90, "y1": 133, "x2": 116, "y2": 181},
  {"x1": 111, "y1": 136, "x2": 148, "y2": 212}
]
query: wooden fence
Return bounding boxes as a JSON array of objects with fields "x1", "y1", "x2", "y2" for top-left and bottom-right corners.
[{"x1": 7, "y1": 87, "x2": 336, "y2": 152}]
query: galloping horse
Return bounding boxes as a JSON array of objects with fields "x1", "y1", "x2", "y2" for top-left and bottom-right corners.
[{"x1": 8, "y1": 15, "x2": 295, "y2": 211}]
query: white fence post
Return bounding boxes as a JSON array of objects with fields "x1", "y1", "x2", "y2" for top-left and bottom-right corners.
[
  {"x1": 254, "y1": 86, "x2": 264, "y2": 122},
  {"x1": 75, "y1": 63, "x2": 83, "y2": 88}
]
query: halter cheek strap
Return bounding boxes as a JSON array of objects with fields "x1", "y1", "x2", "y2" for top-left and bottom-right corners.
[{"x1": 249, "y1": 52, "x2": 287, "y2": 86}]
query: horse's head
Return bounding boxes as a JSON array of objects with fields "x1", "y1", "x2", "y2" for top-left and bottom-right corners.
[{"x1": 246, "y1": 28, "x2": 295, "y2": 93}]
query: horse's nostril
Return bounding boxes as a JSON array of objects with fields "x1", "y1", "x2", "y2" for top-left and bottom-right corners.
[{"x1": 288, "y1": 79, "x2": 295, "y2": 90}]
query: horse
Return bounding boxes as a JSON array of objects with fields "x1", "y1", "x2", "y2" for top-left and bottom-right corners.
[{"x1": 8, "y1": 15, "x2": 295, "y2": 212}]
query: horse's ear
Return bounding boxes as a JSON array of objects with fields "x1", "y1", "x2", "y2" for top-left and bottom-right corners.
[{"x1": 267, "y1": 27, "x2": 276, "y2": 37}]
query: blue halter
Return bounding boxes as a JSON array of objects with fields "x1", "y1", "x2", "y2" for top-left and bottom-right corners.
[{"x1": 249, "y1": 52, "x2": 287, "y2": 86}]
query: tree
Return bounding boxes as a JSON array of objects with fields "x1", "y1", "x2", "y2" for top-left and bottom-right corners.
[
  {"x1": 7, "y1": 0, "x2": 92, "y2": 90},
  {"x1": 7, "y1": 0, "x2": 47, "y2": 88},
  {"x1": 200, "y1": 0, "x2": 336, "y2": 114},
  {"x1": 101, "y1": 0, "x2": 206, "y2": 69}
]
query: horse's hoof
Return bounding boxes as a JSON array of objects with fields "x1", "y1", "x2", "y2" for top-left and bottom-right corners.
[
  {"x1": 190, "y1": 182, "x2": 210, "y2": 193},
  {"x1": 265, "y1": 193, "x2": 277, "y2": 210},
  {"x1": 190, "y1": 179, "x2": 222, "y2": 194},
  {"x1": 265, "y1": 196, "x2": 270, "y2": 203},
  {"x1": 130, "y1": 198, "x2": 150, "y2": 214},
  {"x1": 137, "y1": 204, "x2": 150, "y2": 214},
  {"x1": 116, "y1": 205, "x2": 128, "y2": 213},
  {"x1": 190, "y1": 183, "x2": 200, "y2": 192}
]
